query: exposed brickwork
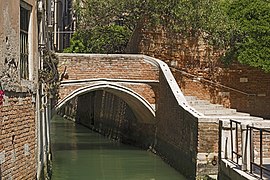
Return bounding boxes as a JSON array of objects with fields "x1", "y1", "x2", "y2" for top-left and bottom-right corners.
[
  {"x1": 198, "y1": 122, "x2": 219, "y2": 153},
  {"x1": 58, "y1": 55, "x2": 159, "y2": 80},
  {"x1": 0, "y1": 92, "x2": 36, "y2": 180},
  {"x1": 57, "y1": 54, "x2": 159, "y2": 105},
  {"x1": 59, "y1": 85, "x2": 84, "y2": 101},
  {"x1": 253, "y1": 130, "x2": 270, "y2": 159},
  {"x1": 59, "y1": 83, "x2": 157, "y2": 105},
  {"x1": 155, "y1": 71, "x2": 198, "y2": 179},
  {"x1": 134, "y1": 28, "x2": 270, "y2": 118},
  {"x1": 120, "y1": 83, "x2": 157, "y2": 104},
  {"x1": 0, "y1": 1, "x2": 39, "y2": 178}
]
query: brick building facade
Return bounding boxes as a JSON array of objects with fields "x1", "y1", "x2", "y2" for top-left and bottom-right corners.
[{"x1": 0, "y1": 0, "x2": 52, "y2": 179}]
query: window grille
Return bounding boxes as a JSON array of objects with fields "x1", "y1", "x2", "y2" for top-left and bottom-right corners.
[{"x1": 20, "y1": 5, "x2": 30, "y2": 79}]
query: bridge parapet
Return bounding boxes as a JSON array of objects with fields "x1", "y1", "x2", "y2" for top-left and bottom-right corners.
[
  {"x1": 57, "y1": 54, "x2": 159, "y2": 104},
  {"x1": 57, "y1": 54, "x2": 159, "y2": 80}
]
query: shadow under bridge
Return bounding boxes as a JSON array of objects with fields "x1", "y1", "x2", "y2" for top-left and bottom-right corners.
[{"x1": 55, "y1": 81, "x2": 156, "y2": 126}]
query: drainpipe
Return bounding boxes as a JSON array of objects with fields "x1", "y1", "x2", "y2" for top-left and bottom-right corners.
[
  {"x1": 53, "y1": 0, "x2": 58, "y2": 50},
  {"x1": 37, "y1": 0, "x2": 44, "y2": 178},
  {"x1": 45, "y1": 97, "x2": 51, "y2": 155}
]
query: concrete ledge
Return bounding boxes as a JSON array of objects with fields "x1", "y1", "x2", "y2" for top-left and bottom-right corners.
[{"x1": 219, "y1": 159, "x2": 258, "y2": 180}]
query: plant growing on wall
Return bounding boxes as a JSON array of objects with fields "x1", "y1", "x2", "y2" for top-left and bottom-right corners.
[{"x1": 38, "y1": 51, "x2": 60, "y2": 103}]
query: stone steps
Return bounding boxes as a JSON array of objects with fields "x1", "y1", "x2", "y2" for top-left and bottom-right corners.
[
  {"x1": 188, "y1": 100, "x2": 211, "y2": 106},
  {"x1": 192, "y1": 104, "x2": 224, "y2": 110},
  {"x1": 199, "y1": 109, "x2": 237, "y2": 115},
  {"x1": 185, "y1": 95, "x2": 253, "y2": 117}
]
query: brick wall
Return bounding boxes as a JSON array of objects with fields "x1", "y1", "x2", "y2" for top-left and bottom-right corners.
[
  {"x1": 198, "y1": 122, "x2": 219, "y2": 153},
  {"x1": 0, "y1": 92, "x2": 36, "y2": 180},
  {"x1": 58, "y1": 54, "x2": 159, "y2": 80},
  {"x1": 0, "y1": 1, "x2": 48, "y2": 179},
  {"x1": 133, "y1": 28, "x2": 270, "y2": 118},
  {"x1": 155, "y1": 70, "x2": 199, "y2": 179},
  {"x1": 57, "y1": 54, "x2": 159, "y2": 104}
]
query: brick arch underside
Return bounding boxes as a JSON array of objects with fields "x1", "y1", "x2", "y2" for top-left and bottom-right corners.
[{"x1": 55, "y1": 82, "x2": 156, "y2": 124}]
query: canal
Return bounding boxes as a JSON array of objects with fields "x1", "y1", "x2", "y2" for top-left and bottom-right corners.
[{"x1": 50, "y1": 115, "x2": 186, "y2": 180}]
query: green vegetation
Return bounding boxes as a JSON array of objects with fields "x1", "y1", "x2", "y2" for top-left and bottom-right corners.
[
  {"x1": 64, "y1": 25, "x2": 131, "y2": 53},
  {"x1": 223, "y1": 0, "x2": 270, "y2": 72},
  {"x1": 67, "y1": 0, "x2": 270, "y2": 72}
]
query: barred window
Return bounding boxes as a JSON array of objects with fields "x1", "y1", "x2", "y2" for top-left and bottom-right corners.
[{"x1": 20, "y1": 5, "x2": 30, "y2": 79}]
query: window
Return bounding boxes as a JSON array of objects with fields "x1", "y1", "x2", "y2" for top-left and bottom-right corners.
[{"x1": 20, "y1": 3, "x2": 30, "y2": 79}]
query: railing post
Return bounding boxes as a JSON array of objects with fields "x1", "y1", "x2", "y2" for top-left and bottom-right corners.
[
  {"x1": 236, "y1": 122, "x2": 239, "y2": 164},
  {"x1": 219, "y1": 120, "x2": 223, "y2": 162},
  {"x1": 246, "y1": 125, "x2": 251, "y2": 171},
  {"x1": 260, "y1": 129, "x2": 263, "y2": 179},
  {"x1": 219, "y1": 120, "x2": 231, "y2": 160},
  {"x1": 230, "y1": 120, "x2": 233, "y2": 161},
  {"x1": 241, "y1": 124, "x2": 247, "y2": 171},
  {"x1": 249, "y1": 125, "x2": 254, "y2": 174}
]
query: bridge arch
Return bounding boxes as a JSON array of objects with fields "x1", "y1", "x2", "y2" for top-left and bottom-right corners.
[{"x1": 55, "y1": 81, "x2": 156, "y2": 124}]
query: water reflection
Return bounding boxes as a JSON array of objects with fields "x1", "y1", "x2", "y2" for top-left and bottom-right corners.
[{"x1": 50, "y1": 115, "x2": 186, "y2": 180}]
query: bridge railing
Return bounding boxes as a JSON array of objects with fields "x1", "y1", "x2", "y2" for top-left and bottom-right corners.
[
  {"x1": 220, "y1": 119, "x2": 270, "y2": 179},
  {"x1": 247, "y1": 125, "x2": 270, "y2": 179},
  {"x1": 230, "y1": 120, "x2": 243, "y2": 164}
]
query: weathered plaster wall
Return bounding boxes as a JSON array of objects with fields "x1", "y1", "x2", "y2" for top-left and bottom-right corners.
[
  {"x1": 0, "y1": 1, "x2": 39, "y2": 179},
  {"x1": 0, "y1": 0, "x2": 39, "y2": 90},
  {"x1": 0, "y1": 0, "x2": 20, "y2": 88}
]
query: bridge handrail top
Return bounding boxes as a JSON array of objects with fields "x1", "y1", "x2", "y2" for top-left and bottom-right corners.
[
  {"x1": 56, "y1": 53, "x2": 160, "y2": 68},
  {"x1": 60, "y1": 78, "x2": 159, "y2": 85},
  {"x1": 56, "y1": 53, "x2": 146, "y2": 59},
  {"x1": 144, "y1": 55, "x2": 206, "y2": 117}
]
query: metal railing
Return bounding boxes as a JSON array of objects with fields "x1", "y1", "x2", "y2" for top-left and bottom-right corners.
[
  {"x1": 248, "y1": 125, "x2": 270, "y2": 179},
  {"x1": 230, "y1": 120, "x2": 242, "y2": 164}
]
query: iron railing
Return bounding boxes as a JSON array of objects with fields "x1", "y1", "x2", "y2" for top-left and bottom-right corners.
[
  {"x1": 248, "y1": 125, "x2": 270, "y2": 179},
  {"x1": 230, "y1": 120, "x2": 242, "y2": 164}
]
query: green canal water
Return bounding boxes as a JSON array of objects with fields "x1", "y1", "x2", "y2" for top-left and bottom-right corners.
[{"x1": 50, "y1": 115, "x2": 186, "y2": 180}]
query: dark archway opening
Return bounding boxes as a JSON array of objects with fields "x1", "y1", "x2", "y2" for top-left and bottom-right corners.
[{"x1": 58, "y1": 90, "x2": 156, "y2": 149}]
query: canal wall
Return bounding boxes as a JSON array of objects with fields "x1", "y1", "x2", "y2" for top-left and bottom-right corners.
[{"x1": 154, "y1": 61, "x2": 202, "y2": 179}]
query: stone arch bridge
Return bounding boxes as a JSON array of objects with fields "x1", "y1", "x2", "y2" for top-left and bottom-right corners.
[{"x1": 55, "y1": 53, "x2": 266, "y2": 179}]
